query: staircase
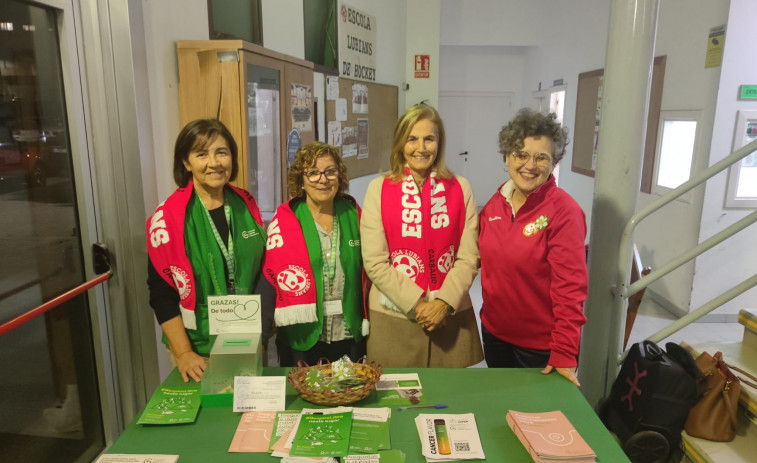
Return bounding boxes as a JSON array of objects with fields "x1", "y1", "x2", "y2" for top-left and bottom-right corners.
[{"x1": 678, "y1": 308, "x2": 757, "y2": 463}]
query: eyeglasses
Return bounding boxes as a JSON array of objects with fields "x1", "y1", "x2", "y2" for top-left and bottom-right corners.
[
  {"x1": 510, "y1": 150, "x2": 553, "y2": 166},
  {"x1": 304, "y1": 167, "x2": 339, "y2": 183}
]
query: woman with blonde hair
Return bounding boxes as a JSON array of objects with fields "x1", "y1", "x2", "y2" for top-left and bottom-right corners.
[{"x1": 360, "y1": 104, "x2": 483, "y2": 367}]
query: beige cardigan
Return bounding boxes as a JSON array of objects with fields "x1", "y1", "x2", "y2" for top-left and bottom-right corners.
[{"x1": 360, "y1": 175, "x2": 483, "y2": 367}]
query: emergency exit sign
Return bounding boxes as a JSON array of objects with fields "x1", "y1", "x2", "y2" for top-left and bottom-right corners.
[{"x1": 739, "y1": 85, "x2": 757, "y2": 99}]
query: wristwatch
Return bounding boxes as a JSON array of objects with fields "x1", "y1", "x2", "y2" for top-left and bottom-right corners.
[{"x1": 444, "y1": 302, "x2": 455, "y2": 316}]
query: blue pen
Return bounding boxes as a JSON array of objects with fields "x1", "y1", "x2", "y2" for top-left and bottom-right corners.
[{"x1": 397, "y1": 404, "x2": 448, "y2": 411}]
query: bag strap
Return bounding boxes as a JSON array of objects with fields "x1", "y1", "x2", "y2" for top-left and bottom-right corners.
[{"x1": 727, "y1": 362, "x2": 757, "y2": 389}]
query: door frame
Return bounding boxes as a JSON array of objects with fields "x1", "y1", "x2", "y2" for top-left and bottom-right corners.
[{"x1": 51, "y1": 0, "x2": 161, "y2": 443}]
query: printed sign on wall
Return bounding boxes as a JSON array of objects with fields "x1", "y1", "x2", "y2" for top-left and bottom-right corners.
[
  {"x1": 415, "y1": 55, "x2": 430, "y2": 79},
  {"x1": 339, "y1": 2, "x2": 377, "y2": 82}
]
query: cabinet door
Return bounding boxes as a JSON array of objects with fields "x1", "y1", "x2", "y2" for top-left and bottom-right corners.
[{"x1": 241, "y1": 54, "x2": 284, "y2": 215}]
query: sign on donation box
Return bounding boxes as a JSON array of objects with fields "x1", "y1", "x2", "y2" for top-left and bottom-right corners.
[{"x1": 203, "y1": 294, "x2": 264, "y2": 396}]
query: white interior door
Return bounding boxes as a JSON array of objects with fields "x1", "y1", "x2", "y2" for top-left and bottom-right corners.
[{"x1": 438, "y1": 92, "x2": 516, "y2": 207}]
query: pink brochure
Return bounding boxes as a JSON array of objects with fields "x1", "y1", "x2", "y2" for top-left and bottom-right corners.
[{"x1": 228, "y1": 410, "x2": 276, "y2": 453}]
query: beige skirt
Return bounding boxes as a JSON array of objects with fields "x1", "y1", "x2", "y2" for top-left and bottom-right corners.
[{"x1": 366, "y1": 308, "x2": 484, "y2": 367}]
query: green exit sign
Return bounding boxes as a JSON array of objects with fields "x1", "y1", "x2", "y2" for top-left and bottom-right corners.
[{"x1": 739, "y1": 85, "x2": 757, "y2": 99}]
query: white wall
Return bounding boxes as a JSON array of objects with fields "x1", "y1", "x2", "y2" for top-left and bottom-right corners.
[
  {"x1": 440, "y1": 0, "x2": 543, "y2": 47},
  {"x1": 137, "y1": 0, "x2": 209, "y2": 211},
  {"x1": 691, "y1": 0, "x2": 757, "y2": 317},
  {"x1": 634, "y1": 0, "x2": 727, "y2": 314},
  {"x1": 520, "y1": 0, "x2": 611, "y2": 230},
  {"x1": 261, "y1": 0, "x2": 305, "y2": 58}
]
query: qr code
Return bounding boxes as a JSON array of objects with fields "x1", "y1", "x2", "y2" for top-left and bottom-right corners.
[{"x1": 454, "y1": 442, "x2": 471, "y2": 452}]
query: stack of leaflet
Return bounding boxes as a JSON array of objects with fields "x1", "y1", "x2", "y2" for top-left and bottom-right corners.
[
  {"x1": 414, "y1": 413, "x2": 485, "y2": 461},
  {"x1": 506, "y1": 410, "x2": 596, "y2": 463},
  {"x1": 260, "y1": 407, "x2": 402, "y2": 462}
]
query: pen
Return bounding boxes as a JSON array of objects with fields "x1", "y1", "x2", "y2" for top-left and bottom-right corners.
[{"x1": 397, "y1": 404, "x2": 448, "y2": 411}]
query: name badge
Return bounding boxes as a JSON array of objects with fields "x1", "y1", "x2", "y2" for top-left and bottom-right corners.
[
  {"x1": 208, "y1": 294, "x2": 262, "y2": 334},
  {"x1": 323, "y1": 300, "x2": 343, "y2": 316}
]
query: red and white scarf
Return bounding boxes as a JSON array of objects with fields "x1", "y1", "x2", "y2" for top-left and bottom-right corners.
[
  {"x1": 146, "y1": 183, "x2": 263, "y2": 330},
  {"x1": 380, "y1": 167, "x2": 465, "y2": 301}
]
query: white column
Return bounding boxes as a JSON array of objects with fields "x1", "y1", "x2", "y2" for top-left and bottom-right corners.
[{"x1": 578, "y1": 0, "x2": 659, "y2": 408}]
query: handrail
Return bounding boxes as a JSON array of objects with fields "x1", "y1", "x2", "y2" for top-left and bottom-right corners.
[
  {"x1": 617, "y1": 137, "x2": 757, "y2": 300},
  {"x1": 0, "y1": 271, "x2": 112, "y2": 337},
  {"x1": 627, "y1": 210, "x2": 757, "y2": 296},
  {"x1": 614, "y1": 137, "x2": 757, "y2": 362}
]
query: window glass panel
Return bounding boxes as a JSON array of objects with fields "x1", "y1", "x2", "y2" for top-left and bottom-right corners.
[
  {"x1": 0, "y1": 1, "x2": 104, "y2": 460},
  {"x1": 656, "y1": 120, "x2": 697, "y2": 189},
  {"x1": 209, "y1": 0, "x2": 262, "y2": 44},
  {"x1": 303, "y1": 0, "x2": 337, "y2": 70}
]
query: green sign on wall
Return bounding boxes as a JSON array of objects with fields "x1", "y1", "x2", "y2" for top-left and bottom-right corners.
[{"x1": 739, "y1": 85, "x2": 757, "y2": 100}]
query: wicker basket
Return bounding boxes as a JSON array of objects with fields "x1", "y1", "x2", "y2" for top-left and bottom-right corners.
[{"x1": 287, "y1": 359, "x2": 382, "y2": 406}]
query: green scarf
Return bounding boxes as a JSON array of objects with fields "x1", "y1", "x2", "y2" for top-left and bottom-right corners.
[
  {"x1": 183, "y1": 188, "x2": 266, "y2": 354},
  {"x1": 284, "y1": 196, "x2": 363, "y2": 351}
]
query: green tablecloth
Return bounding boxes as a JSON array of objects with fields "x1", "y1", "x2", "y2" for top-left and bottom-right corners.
[{"x1": 107, "y1": 367, "x2": 629, "y2": 462}]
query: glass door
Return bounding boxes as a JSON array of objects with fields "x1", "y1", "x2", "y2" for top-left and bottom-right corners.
[{"x1": 0, "y1": 1, "x2": 104, "y2": 461}]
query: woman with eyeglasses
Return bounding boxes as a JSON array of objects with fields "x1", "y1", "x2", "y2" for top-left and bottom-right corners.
[
  {"x1": 479, "y1": 108, "x2": 588, "y2": 386},
  {"x1": 263, "y1": 142, "x2": 367, "y2": 365},
  {"x1": 360, "y1": 104, "x2": 483, "y2": 367}
]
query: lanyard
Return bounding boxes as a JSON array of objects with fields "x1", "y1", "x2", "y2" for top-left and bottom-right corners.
[
  {"x1": 198, "y1": 190, "x2": 236, "y2": 292},
  {"x1": 320, "y1": 215, "x2": 339, "y2": 295}
]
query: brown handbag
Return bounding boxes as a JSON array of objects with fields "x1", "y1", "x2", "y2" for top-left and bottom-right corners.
[{"x1": 684, "y1": 351, "x2": 744, "y2": 441}]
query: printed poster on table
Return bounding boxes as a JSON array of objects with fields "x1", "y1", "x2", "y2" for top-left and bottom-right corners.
[
  {"x1": 338, "y1": 2, "x2": 377, "y2": 82},
  {"x1": 291, "y1": 83, "x2": 313, "y2": 132}
]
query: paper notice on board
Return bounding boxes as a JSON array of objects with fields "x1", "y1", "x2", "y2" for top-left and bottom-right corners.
[
  {"x1": 336, "y1": 98, "x2": 348, "y2": 122},
  {"x1": 328, "y1": 121, "x2": 342, "y2": 147},
  {"x1": 352, "y1": 84, "x2": 368, "y2": 114},
  {"x1": 342, "y1": 126, "x2": 357, "y2": 157},
  {"x1": 327, "y1": 76, "x2": 339, "y2": 100},
  {"x1": 357, "y1": 119, "x2": 369, "y2": 159}
]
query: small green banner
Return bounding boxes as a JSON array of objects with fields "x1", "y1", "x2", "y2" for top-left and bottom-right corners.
[{"x1": 739, "y1": 85, "x2": 757, "y2": 100}]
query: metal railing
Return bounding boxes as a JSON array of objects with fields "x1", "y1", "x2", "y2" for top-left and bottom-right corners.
[
  {"x1": 0, "y1": 243, "x2": 112, "y2": 336},
  {"x1": 615, "y1": 137, "x2": 757, "y2": 363}
]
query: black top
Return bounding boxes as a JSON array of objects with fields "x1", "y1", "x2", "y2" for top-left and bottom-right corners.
[{"x1": 147, "y1": 206, "x2": 228, "y2": 324}]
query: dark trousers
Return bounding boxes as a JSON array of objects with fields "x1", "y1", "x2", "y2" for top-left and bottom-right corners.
[{"x1": 481, "y1": 323, "x2": 550, "y2": 368}]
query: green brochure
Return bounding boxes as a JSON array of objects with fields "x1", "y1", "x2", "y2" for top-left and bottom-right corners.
[
  {"x1": 349, "y1": 408, "x2": 392, "y2": 453},
  {"x1": 268, "y1": 410, "x2": 300, "y2": 452},
  {"x1": 343, "y1": 449, "x2": 406, "y2": 463},
  {"x1": 137, "y1": 385, "x2": 201, "y2": 425},
  {"x1": 290, "y1": 411, "x2": 353, "y2": 458}
]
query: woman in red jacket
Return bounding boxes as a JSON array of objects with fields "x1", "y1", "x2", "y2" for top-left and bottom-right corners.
[{"x1": 479, "y1": 109, "x2": 588, "y2": 386}]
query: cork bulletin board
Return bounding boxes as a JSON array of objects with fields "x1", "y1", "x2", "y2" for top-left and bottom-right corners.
[
  {"x1": 572, "y1": 56, "x2": 666, "y2": 193},
  {"x1": 325, "y1": 77, "x2": 398, "y2": 179}
]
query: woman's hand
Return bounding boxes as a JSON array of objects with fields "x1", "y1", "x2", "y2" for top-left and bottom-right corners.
[
  {"x1": 175, "y1": 350, "x2": 207, "y2": 383},
  {"x1": 541, "y1": 365, "x2": 580, "y2": 387},
  {"x1": 416, "y1": 299, "x2": 450, "y2": 332}
]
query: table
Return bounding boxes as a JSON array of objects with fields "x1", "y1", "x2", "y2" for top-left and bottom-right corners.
[{"x1": 106, "y1": 367, "x2": 630, "y2": 462}]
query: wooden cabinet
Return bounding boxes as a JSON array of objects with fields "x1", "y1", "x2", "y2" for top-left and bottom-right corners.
[{"x1": 177, "y1": 40, "x2": 314, "y2": 214}]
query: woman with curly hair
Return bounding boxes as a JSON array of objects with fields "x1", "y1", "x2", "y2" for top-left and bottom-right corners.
[
  {"x1": 263, "y1": 142, "x2": 367, "y2": 365},
  {"x1": 479, "y1": 108, "x2": 587, "y2": 386},
  {"x1": 360, "y1": 104, "x2": 483, "y2": 367}
]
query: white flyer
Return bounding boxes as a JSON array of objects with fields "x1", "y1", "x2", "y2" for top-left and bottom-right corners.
[
  {"x1": 94, "y1": 455, "x2": 178, "y2": 463},
  {"x1": 233, "y1": 376, "x2": 286, "y2": 412},
  {"x1": 414, "y1": 413, "x2": 485, "y2": 461}
]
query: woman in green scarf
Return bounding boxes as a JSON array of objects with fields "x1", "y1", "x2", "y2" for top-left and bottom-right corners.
[
  {"x1": 263, "y1": 142, "x2": 367, "y2": 366},
  {"x1": 147, "y1": 119, "x2": 266, "y2": 382}
]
